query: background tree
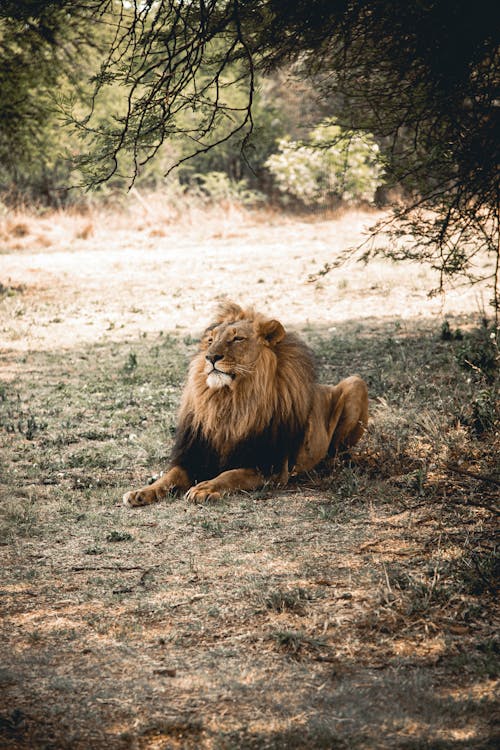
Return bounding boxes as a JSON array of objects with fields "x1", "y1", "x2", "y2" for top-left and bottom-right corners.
[
  {"x1": 0, "y1": 0, "x2": 108, "y2": 204},
  {"x1": 1, "y1": 1, "x2": 499, "y2": 316},
  {"x1": 66, "y1": 0, "x2": 498, "y2": 314}
]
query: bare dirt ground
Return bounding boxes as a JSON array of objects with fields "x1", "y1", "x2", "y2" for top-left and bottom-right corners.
[
  {"x1": 0, "y1": 204, "x2": 498, "y2": 749},
  {"x1": 1, "y1": 204, "x2": 493, "y2": 355}
]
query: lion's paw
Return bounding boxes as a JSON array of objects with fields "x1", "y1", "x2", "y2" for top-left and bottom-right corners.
[
  {"x1": 185, "y1": 483, "x2": 222, "y2": 503},
  {"x1": 122, "y1": 487, "x2": 161, "y2": 507}
]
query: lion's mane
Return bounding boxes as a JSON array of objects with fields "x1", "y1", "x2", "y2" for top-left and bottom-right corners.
[{"x1": 169, "y1": 304, "x2": 317, "y2": 482}]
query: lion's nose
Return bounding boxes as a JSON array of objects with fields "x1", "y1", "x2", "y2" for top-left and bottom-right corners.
[{"x1": 206, "y1": 354, "x2": 223, "y2": 365}]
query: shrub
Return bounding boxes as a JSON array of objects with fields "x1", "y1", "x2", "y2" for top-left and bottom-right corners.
[
  {"x1": 190, "y1": 171, "x2": 265, "y2": 205},
  {"x1": 265, "y1": 119, "x2": 385, "y2": 207}
]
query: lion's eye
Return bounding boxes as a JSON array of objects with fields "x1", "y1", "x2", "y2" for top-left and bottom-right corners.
[
  {"x1": 232, "y1": 336, "x2": 245, "y2": 343},
  {"x1": 207, "y1": 337, "x2": 213, "y2": 345}
]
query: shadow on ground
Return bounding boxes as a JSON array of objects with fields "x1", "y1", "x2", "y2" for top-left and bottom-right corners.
[{"x1": 0, "y1": 316, "x2": 498, "y2": 749}]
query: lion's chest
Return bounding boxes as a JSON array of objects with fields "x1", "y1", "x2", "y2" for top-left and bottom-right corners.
[
  {"x1": 179, "y1": 378, "x2": 307, "y2": 480},
  {"x1": 197, "y1": 411, "x2": 305, "y2": 481}
]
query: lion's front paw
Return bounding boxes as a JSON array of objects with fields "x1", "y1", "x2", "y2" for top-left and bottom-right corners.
[
  {"x1": 122, "y1": 486, "x2": 163, "y2": 507},
  {"x1": 185, "y1": 482, "x2": 222, "y2": 503}
]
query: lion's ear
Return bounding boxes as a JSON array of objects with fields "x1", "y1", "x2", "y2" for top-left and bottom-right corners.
[
  {"x1": 257, "y1": 318, "x2": 286, "y2": 346},
  {"x1": 213, "y1": 300, "x2": 244, "y2": 323}
]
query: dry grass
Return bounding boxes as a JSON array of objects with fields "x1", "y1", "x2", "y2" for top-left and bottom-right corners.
[{"x1": 0, "y1": 203, "x2": 498, "y2": 749}]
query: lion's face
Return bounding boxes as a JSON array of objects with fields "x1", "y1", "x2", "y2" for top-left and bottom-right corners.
[{"x1": 199, "y1": 314, "x2": 285, "y2": 390}]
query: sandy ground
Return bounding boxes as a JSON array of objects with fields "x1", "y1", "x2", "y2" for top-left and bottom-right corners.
[{"x1": 0, "y1": 207, "x2": 492, "y2": 356}]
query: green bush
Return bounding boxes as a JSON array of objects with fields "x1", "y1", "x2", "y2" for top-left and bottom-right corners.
[
  {"x1": 191, "y1": 171, "x2": 265, "y2": 205},
  {"x1": 265, "y1": 119, "x2": 385, "y2": 207}
]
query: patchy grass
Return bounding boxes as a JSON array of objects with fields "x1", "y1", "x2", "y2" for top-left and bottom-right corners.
[
  {"x1": 0, "y1": 203, "x2": 498, "y2": 747},
  {"x1": 0, "y1": 314, "x2": 498, "y2": 749}
]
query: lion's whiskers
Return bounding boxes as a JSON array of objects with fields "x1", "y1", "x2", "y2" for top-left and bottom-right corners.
[{"x1": 232, "y1": 363, "x2": 254, "y2": 375}]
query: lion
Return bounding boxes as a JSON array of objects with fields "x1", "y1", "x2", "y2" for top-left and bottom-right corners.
[{"x1": 123, "y1": 301, "x2": 368, "y2": 506}]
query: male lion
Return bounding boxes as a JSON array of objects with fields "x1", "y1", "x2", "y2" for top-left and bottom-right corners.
[{"x1": 123, "y1": 301, "x2": 368, "y2": 506}]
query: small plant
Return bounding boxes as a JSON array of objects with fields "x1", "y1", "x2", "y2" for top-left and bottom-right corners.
[
  {"x1": 0, "y1": 499, "x2": 39, "y2": 539},
  {"x1": 334, "y1": 464, "x2": 360, "y2": 500},
  {"x1": 24, "y1": 414, "x2": 46, "y2": 441},
  {"x1": 458, "y1": 549, "x2": 499, "y2": 596},
  {"x1": 123, "y1": 352, "x2": 138, "y2": 374},
  {"x1": 470, "y1": 388, "x2": 498, "y2": 435},
  {"x1": 271, "y1": 629, "x2": 327, "y2": 660},
  {"x1": 455, "y1": 322, "x2": 498, "y2": 383},
  {"x1": 106, "y1": 531, "x2": 133, "y2": 543},
  {"x1": 384, "y1": 566, "x2": 450, "y2": 617},
  {"x1": 2, "y1": 412, "x2": 48, "y2": 440},
  {"x1": 263, "y1": 587, "x2": 314, "y2": 615},
  {"x1": 476, "y1": 639, "x2": 500, "y2": 678},
  {"x1": 440, "y1": 320, "x2": 463, "y2": 341},
  {"x1": 200, "y1": 519, "x2": 224, "y2": 537},
  {"x1": 272, "y1": 630, "x2": 306, "y2": 656},
  {"x1": 316, "y1": 502, "x2": 342, "y2": 522},
  {"x1": 0, "y1": 281, "x2": 26, "y2": 299}
]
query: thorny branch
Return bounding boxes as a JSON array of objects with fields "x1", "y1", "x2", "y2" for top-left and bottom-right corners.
[{"x1": 59, "y1": 1, "x2": 500, "y2": 310}]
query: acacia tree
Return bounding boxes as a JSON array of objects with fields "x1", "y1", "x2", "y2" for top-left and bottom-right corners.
[
  {"x1": 0, "y1": 1, "x2": 104, "y2": 202},
  {"x1": 4, "y1": 0, "x2": 500, "y2": 314}
]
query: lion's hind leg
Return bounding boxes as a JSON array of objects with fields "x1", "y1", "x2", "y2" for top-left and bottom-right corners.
[{"x1": 327, "y1": 376, "x2": 368, "y2": 457}]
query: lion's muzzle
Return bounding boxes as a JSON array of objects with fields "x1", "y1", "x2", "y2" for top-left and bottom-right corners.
[{"x1": 206, "y1": 368, "x2": 234, "y2": 389}]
